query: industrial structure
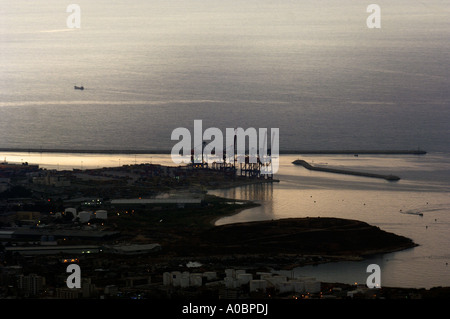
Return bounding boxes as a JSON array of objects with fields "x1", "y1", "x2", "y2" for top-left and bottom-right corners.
[{"x1": 188, "y1": 132, "x2": 276, "y2": 180}]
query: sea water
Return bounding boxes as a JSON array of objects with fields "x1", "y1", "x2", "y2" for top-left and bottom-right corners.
[{"x1": 1, "y1": 0, "x2": 449, "y2": 288}]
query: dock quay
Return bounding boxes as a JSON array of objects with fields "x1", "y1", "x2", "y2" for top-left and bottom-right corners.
[{"x1": 292, "y1": 159, "x2": 401, "y2": 181}]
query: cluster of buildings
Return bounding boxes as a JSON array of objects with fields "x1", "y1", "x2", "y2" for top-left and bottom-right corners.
[
  {"x1": 63, "y1": 207, "x2": 108, "y2": 223},
  {"x1": 0, "y1": 210, "x2": 41, "y2": 227},
  {"x1": 0, "y1": 162, "x2": 40, "y2": 178},
  {"x1": 162, "y1": 268, "x2": 322, "y2": 296},
  {"x1": 1, "y1": 259, "x2": 421, "y2": 300},
  {"x1": 0, "y1": 207, "x2": 108, "y2": 226},
  {"x1": 0, "y1": 267, "x2": 141, "y2": 299}
]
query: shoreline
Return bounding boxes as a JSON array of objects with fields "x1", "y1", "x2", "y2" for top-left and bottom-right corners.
[{"x1": 207, "y1": 200, "x2": 261, "y2": 227}]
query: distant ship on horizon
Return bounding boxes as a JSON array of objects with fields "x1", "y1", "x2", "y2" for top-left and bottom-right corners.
[{"x1": 74, "y1": 85, "x2": 84, "y2": 90}]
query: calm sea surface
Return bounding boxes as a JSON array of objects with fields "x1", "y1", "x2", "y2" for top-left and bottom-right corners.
[
  {"x1": 1, "y1": 1, "x2": 449, "y2": 288},
  {"x1": 1, "y1": 0, "x2": 449, "y2": 152}
]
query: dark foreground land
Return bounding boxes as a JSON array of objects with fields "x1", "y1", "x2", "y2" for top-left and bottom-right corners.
[
  {"x1": 3, "y1": 161, "x2": 446, "y2": 300},
  {"x1": 109, "y1": 197, "x2": 417, "y2": 268},
  {"x1": 187, "y1": 217, "x2": 416, "y2": 258}
]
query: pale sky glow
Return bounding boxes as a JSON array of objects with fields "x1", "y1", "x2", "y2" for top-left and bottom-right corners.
[{"x1": 0, "y1": 152, "x2": 176, "y2": 170}]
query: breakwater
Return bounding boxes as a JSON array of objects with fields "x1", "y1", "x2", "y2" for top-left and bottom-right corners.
[
  {"x1": 292, "y1": 159, "x2": 401, "y2": 181},
  {"x1": 283, "y1": 150, "x2": 426, "y2": 155},
  {"x1": 0, "y1": 148, "x2": 426, "y2": 155}
]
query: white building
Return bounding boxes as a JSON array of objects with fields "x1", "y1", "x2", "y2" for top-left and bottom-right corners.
[
  {"x1": 203, "y1": 272, "x2": 217, "y2": 281},
  {"x1": 250, "y1": 280, "x2": 267, "y2": 292},
  {"x1": 225, "y1": 269, "x2": 235, "y2": 279},
  {"x1": 304, "y1": 280, "x2": 321, "y2": 294},
  {"x1": 224, "y1": 276, "x2": 238, "y2": 289},
  {"x1": 95, "y1": 210, "x2": 108, "y2": 219},
  {"x1": 237, "y1": 273, "x2": 253, "y2": 285},
  {"x1": 189, "y1": 273, "x2": 203, "y2": 287},
  {"x1": 78, "y1": 211, "x2": 92, "y2": 223},
  {"x1": 291, "y1": 280, "x2": 306, "y2": 293},
  {"x1": 110, "y1": 243, "x2": 161, "y2": 255},
  {"x1": 180, "y1": 272, "x2": 190, "y2": 288},
  {"x1": 171, "y1": 271, "x2": 181, "y2": 287}
]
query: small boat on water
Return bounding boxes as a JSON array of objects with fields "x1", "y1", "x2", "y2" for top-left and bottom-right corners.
[{"x1": 74, "y1": 85, "x2": 84, "y2": 90}]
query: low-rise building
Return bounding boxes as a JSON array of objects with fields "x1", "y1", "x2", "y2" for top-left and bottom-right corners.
[
  {"x1": 107, "y1": 243, "x2": 161, "y2": 255},
  {"x1": 17, "y1": 273, "x2": 46, "y2": 296}
]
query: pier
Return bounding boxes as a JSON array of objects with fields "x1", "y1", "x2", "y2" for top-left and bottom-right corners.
[{"x1": 292, "y1": 159, "x2": 400, "y2": 181}]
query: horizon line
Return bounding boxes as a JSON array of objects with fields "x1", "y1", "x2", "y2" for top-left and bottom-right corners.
[{"x1": 0, "y1": 148, "x2": 427, "y2": 155}]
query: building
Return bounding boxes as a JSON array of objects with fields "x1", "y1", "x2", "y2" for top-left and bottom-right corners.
[
  {"x1": 32, "y1": 174, "x2": 70, "y2": 187},
  {"x1": 81, "y1": 278, "x2": 97, "y2": 298},
  {"x1": 250, "y1": 280, "x2": 267, "y2": 292},
  {"x1": 107, "y1": 243, "x2": 161, "y2": 255},
  {"x1": 0, "y1": 211, "x2": 41, "y2": 225},
  {"x1": 94, "y1": 210, "x2": 108, "y2": 219},
  {"x1": 5, "y1": 245, "x2": 102, "y2": 256},
  {"x1": 104, "y1": 285, "x2": 119, "y2": 297},
  {"x1": 78, "y1": 211, "x2": 92, "y2": 223},
  {"x1": 56, "y1": 287, "x2": 82, "y2": 299},
  {"x1": 65, "y1": 207, "x2": 77, "y2": 218},
  {"x1": 17, "y1": 274, "x2": 46, "y2": 296},
  {"x1": 16, "y1": 211, "x2": 41, "y2": 221},
  {"x1": 0, "y1": 212, "x2": 15, "y2": 226},
  {"x1": 0, "y1": 177, "x2": 10, "y2": 192},
  {"x1": 54, "y1": 278, "x2": 96, "y2": 299},
  {"x1": 0, "y1": 162, "x2": 40, "y2": 177},
  {"x1": 163, "y1": 271, "x2": 220, "y2": 288},
  {"x1": 110, "y1": 198, "x2": 202, "y2": 209},
  {"x1": 8, "y1": 228, "x2": 119, "y2": 241}
]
